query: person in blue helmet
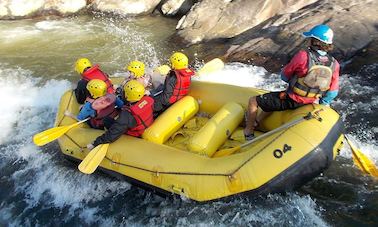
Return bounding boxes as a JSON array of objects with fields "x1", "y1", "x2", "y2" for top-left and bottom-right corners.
[{"x1": 244, "y1": 24, "x2": 340, "y2": 140}]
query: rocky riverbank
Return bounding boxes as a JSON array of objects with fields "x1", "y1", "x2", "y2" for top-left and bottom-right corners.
[{"x1": 1, "y1": 0, "x2": 377, "y2": 73}]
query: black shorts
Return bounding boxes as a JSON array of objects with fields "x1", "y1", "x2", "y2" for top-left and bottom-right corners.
[{"x1": 256, "y1": 91, "x2": 304, "y2": 112}]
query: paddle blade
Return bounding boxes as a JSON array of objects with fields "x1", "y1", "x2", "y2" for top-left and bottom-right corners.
[
  {"x1": 346, "y1": 138, "x2": 378, "y2": 177},
  {"x1": 155, "y1": 65, "x2": 171, "y2": 75},
  {"x1": 212, "y1": 146, "x2": 241, "y2": 158},
  {"x1": 197, "y1": 58, "x2": 224, "y2": 76},
  {"x1": 78, "y1": 144, "x2": 109, "y2": 174},
  {"x1": 33, "y1": 125, "x2": 72, "y2": 146},
  {"x1": 33, "y1": 118, "x2": 88, "y2": 147}
]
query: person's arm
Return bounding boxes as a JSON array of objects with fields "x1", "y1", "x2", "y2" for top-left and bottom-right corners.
[
  {"x1": 320, "y1": 61, "x2": 340, "y2": 105},
  {"x1": 92, "y1": 111, "x2": 136, "y2": 146},
  {"x1": 76, "y1": 102, "x2": 96, "y2": 120},
  {"x1": 74, "y1": 80, "x2": 89, "y2": 104},
  {"x1": 161, "y1": 71, "x2": 176, "y2": 103},
  {"x1": 281, "y1": 50, "x2": 308, "y2": 83}
]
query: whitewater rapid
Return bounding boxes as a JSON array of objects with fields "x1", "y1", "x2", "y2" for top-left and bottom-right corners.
[{"x1": 0, "y1": 16, "x2": 377, "y2": 226}]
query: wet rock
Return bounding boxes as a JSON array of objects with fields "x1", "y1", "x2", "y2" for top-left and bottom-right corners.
[
  {"x1": 89, "y1": 0, "x2": 161, "y2": 16},
  {"x1": 223, "y1": 0, "x2": 378, "y2": 72},
  {"x1": 0, "y1": 0, "x2": 86, "y2": 19},
  {"x1": 161, "y1": 0, "x2": 196, "y2": 17},
  {"x1": 175, "y1": 0, "x2": 317, "y2": 44}
]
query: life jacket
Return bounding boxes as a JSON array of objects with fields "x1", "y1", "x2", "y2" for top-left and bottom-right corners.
[
  {"x1": 168, "y1": 68, "x2": 194, "y2": 104},
  {"x1": 123, "y1": 96, "x2": 154, "y2": 137},
  {"x1": 291, "y1": 50, "x2": 335, "y2": 98},
  {"x1": 82, "y1": 64, "x2": 115, "y2": 94},
  {"x1": 88, "y1": 94, "x2": 119, "y2": 129}
]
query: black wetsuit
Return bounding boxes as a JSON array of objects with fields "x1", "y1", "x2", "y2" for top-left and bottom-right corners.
[
  {"x1": 153, "y1": 70, "x2": 177, "y2": 114},
  {"x1": 92, "y1": 109, "x2": 136, "y2": 147},
  {"x1": 74, "y1": 79, "x2": 90, "y2": 104}
]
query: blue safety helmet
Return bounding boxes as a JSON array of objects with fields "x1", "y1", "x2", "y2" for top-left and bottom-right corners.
[{"x1": 302, "y1": 24, "x2": 334, "y2": 44}]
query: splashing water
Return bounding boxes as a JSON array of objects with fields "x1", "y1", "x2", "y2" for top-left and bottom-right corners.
[{"x1": 0, "y1": 15, "x2": 377, "y2": 226}]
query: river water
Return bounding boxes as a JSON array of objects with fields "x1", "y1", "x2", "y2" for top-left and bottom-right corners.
[{"x1": 0, "y1": 15, "x2": 377, "y2": 226}]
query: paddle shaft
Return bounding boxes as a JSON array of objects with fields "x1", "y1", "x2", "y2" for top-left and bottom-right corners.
[
  {"x1": 240, "y1": 116, "x2": 307, "y2": 149},
  {"x1": 71, "y1": 117, "x2": 90, "y2": 127},
  {"x1": 212, "y1": 114, "x2": 312, "y2": 157}
]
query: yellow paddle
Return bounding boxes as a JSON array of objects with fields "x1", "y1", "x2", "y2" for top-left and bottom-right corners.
[
  {"x1": 345, "y1": 135, "x2": 378, "y2": 178},
  {"x1": 155, "y1": 65, "x2": 171, "y2": 75},
  {"x1": 78, "y1": 143, "x2": 109, "y2": 174},
  {"x1": 196, "y1": 58, "x2": 225, "y2": 76},
  {"x1": 33, "y1": 118, "x2": 89, "y2": 146},
  {"x1": 155, "y1": 58, "x2": 225, "y2": 77}
]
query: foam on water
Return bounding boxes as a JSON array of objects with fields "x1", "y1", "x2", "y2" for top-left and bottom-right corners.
[
  {"x1": 0, "y1": 26, "x2": 41, "y2": 44},
  {"x1": 120, "y1": 193, "x2": 328, "y2": 226},
  {"x1": 0, "y1": 62, "x2": 332, "y2": 226},
  {"x1": 1, "y1": 59, "x2": 376, "y2": 226},
  {"x1": 195, "y1": 62, "x2": 287, "y2": 90},
  {"x1": 0, "y1": 64, "x2": 131, "y2": 225},
  {"x1": 1, "y1": 16, "x2": 376, "y2": 225}
]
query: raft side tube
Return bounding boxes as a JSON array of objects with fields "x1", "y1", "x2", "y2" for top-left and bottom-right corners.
[
  {"x1": 188, "y1": 102, "x2": 244, "y2": 157},
  {"x1": 143, "y1": 96, "x2": 199, "y2": 144}
]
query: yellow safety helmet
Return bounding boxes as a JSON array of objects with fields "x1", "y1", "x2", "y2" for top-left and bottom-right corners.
[
  {"x1": 170, "y1": 52, "x2": 188, "y2": 70},
  {"x1": 126, "y1": 61, "x2": 145, "y2": 78},
  {"x1": 124, "y1": 80, "x2": 145, "y2": 102},
  {"x1": 86, "y1": 79, "x2": 107, "y2": 99},
  {"x1": 75, "y1": 58, "x2": 92, "y2": 74}
]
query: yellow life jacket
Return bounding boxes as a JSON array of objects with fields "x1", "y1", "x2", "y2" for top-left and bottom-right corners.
[{"x1": 292, "y1": 50, "x2": 335, "y2": 98}]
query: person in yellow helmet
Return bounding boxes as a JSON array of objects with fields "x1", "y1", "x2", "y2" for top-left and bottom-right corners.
[
  {"x1": 65, "y1": 79, "x2": 124, "y2": 129},
  {"x1": 74, "y1": 58, "x2": 115, "y2": 104},
  {"x1": 119, "y1": 60, "x2": 153, "y2": 95},
  {"x1": 153, "y1": 52, "x2": 195, "y2": 115},
  {"x1": 87, "y1": 80, "x2": 154, "y2": 149}
]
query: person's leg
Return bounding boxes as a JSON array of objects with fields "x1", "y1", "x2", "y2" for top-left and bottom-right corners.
[
  {"x1": 256, "y1": 111, "x2": 272, "y2": 126},
  {"x1": 244, "y1": 96, "x2": 258, "y2": 137},
  {"x1": 244, "y1": 91, "x2": 288, "y2": 139}
]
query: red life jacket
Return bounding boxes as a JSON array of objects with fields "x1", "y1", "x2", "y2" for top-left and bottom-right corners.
[
  {"x1": 82, "y1": 64, "x2": 115, "y2": 94},
  {"x1": 168, "y1": 68, "x2": 194, "y2": 104},
  {"x1": 123, "y1": 96, "x2": 154, "y2": 137},
  {"x1": 89, "y1": 94, "x2": 119, "y2": 129}
]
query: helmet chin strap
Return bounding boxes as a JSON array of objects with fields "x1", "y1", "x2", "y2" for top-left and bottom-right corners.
[
  {"x1": 316, "y1": 49, "x2": 327, "y2": 56},
  {"x1": 309, "y1": 46, "x2": 327, "y2": 56}
]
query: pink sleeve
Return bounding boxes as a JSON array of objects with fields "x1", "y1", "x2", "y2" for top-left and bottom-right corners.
[
  {"x1": 329, "y1": 61, "x2": 340, "y2": 91},
  {"x1": 282, "y1": 50, "x2": 308, "y2": 80}
]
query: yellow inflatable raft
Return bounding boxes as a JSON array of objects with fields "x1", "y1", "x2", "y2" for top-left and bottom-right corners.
[{"x1": 55, "y1": 79, "x2": 344, "y2": 202}]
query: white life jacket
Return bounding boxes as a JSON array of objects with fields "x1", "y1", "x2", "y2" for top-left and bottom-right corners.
[{"x1": 292, "y1": 50, "x2": 335, "y2": 98}]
